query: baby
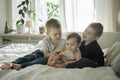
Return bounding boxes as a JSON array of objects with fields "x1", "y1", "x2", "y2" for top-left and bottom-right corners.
[{"x1": 47, "y1": 32, "x2": 82, "y2": 68}]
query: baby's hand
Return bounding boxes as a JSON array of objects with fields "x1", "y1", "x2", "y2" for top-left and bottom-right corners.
[{"x1": 59, "y1": 52, "x2": 64, "y2": 55}]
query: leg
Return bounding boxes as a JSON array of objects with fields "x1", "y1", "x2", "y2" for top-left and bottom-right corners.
[
  {"x1": 48, "y1": 55, "x2": 60, "y2": 67},
  {"x1": 66, "y1": 58, "x2": 97, "y2": 68},
  {"x1": 12, "y1": 50, "x2": 44, "y2": 64},
  {"x1": 20, "y1": 57, "x2": 48, "y2": 68}
]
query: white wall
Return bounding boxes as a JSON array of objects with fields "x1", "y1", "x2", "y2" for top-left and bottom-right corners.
[
  {"x1": 0, "y1": 0, "x2": 8, "y2": 34},
  {"x1": 0, "y1": 0, "x2": 8, "y2": 45}
]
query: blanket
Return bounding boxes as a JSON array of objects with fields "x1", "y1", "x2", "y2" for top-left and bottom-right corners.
[{"x1": 0, "y1": 64, "x2": 119, "y2": 80}]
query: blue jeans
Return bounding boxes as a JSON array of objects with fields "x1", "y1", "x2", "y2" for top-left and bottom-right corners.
[
  {"x1": 66, "y1": 58, "x2": 98, "y2": 68},
  {"x1": 12, "y1": 50, "x2": 48, "y2": 68}
]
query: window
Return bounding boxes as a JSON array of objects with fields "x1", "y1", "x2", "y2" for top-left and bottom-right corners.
[
  {"x1": 11, "y1": 0, "x2": 95, "y2": 33},
  {"x1": 12, "y1": 0, "x2": 60, "y2": 33},
  {"x1": 12, "y1": 0, "x2": 23, "y2": 29},
  {"x1": 35, "y1": 0, "x2": 60, "y2": 33}
]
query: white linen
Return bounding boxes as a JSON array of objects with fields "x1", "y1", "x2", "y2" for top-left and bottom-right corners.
[
  {"x1": 0, "y1": 65, "x2": 119, "y2": 80},
  {"x1": 0, "y1": 43, "x2": 119, "y2": 80},
  {"x1": 0, "y1": 44, "x2": 36, "y2": 64}
]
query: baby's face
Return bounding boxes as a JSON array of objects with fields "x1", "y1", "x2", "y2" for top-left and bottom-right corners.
[
  {"x1": 65, "y1": 37, "x2": 79, "y2": 52},
  {"x1": 47, "y1": 27, "x2": 61, "y2": 44}
]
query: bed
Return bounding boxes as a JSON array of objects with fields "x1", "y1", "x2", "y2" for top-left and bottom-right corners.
[{"x1": 0, "y1": 32, "x2": 120, "y2": 80}]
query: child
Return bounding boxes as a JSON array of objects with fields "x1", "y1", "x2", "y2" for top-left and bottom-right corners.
[
  {"x1": 47, "y1": 32, "x2": 82, "y2": 68},
  {"x1": 1, "y1": 18, "x2": 66, "y2": 70},
  {"x1": 66, "y1": 22, "x2": 104, "y2": 68}
]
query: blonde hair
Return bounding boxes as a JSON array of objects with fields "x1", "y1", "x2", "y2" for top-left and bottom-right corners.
[
  {"x1": 89, "y1": 22, "x2": 103, "y2": 37},
  {"x1": 45, "y1": 18, "x2": 61, "y2": 32}
]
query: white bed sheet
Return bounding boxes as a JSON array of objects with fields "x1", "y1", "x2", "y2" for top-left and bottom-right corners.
[
  {"x1": 0, "y1": 65, "x2": 120, "y2": 80},
  {"x1": 0, "y1": 44, "x2": 119, "y2": 80},
  {"x1": 0, "y1": 43, "x2": 36, "y2": 63}
]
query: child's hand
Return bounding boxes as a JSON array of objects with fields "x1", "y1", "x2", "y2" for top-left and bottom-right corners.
[
  {"x1": 54, "y1": 46, "x2": 65, "y2": 53},
  {"x1": 53, "y1": 50, "x2": 61, "y2": 54},
  {"x1": 59, "y1": 52, "x2": 64, "y2": 55},
  {"x1": 55, "y1": 64, "x2": 60, "y2": 68}
]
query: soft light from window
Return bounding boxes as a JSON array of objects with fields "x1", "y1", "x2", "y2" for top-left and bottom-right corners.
[{"x1": 64, "y1": 0, "x2": 95, "y2": 32}]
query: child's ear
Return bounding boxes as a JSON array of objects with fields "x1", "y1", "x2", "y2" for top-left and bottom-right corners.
[
  {"x1": 77, "y1": 43, "x2": 80, "y2": 48},
  {"x1": 95, "y1": 36, "x2": 99, "y2": 40}
]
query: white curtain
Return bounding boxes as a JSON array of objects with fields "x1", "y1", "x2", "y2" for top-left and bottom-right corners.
[
  {"x1": 61, "y1": 0, "x2": 95, "y2": 32},
  {"x1": 95, "y1": 0, "x2": 119, "y2": 32},
  {"x1": 61, "y1": 0, "x2": 120, "y2": 32},
  {"x1": 116, "y1": 0, "x2": 120, "y2": 32},
  {"x1": 9, "y1": 0, "x2": 120, "y2": 33}
]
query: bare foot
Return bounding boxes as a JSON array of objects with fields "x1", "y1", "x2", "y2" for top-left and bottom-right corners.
[
  {"x1": 0, "y1": 62, "x2": 12, "y2": 70},
  {"x1": 12, "y1": 63, "x2": 21, "y2": 70}
]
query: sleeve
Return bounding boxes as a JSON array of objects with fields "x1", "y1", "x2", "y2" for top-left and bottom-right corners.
[
  {"x1": 93, "y1": 44, "x2": 104, "y2": 66},
  {"x1": 35, "y1": 40, "x2": 42, "y2": 48},
  {"x1": 35, "y1": 38, "x2": 48, "y2": 51},
  {"x1": 35, "y1": 38, "x2": 49, "y2": 52},
  {"x1": 38, "y1": 38, "x2": 49, "y2": 52}
]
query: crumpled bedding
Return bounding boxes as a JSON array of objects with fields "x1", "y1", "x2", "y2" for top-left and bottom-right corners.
[
  {"x1": 0, "y1": 43, "x2": 37, "y2": 63},
  {"x1": 0, "y1": 65, "x2": 119, "y2": 80},
  {"x1": 0, "y1": 44, "x2": 119, "y2": 80}
]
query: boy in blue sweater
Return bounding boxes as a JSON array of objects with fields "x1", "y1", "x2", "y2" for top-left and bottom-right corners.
[{"x1": 66, "y1": 22, "x2": 104, "y2": 68}]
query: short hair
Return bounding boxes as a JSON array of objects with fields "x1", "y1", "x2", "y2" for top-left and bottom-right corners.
[
  {"x1": 45, "y1": 18, "x2": 61, "y2": 32},
  {"x1": 67, "y1": 32, "x2": 81, "y2": 44},
  {"x1": 88, "y1": 22, "x2": 103, "y2": 37}
]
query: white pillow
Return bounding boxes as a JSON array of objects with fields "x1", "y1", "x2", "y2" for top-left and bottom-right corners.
[
  {"x1": 105, "y1": 40, "x2": 120, "y2": 66},
  {"x1": 102, "y1": 48, "x2": 109, "y2": 62},
  {"x1": 102, "y1": 48, "x2": 109, "y2": 57},
  {"x1": 111, "y1": 53, "x2": 120, "y2": 78}
]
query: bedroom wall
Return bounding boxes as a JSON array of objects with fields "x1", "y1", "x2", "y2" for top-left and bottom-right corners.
[
  {"x1": 0, "y1": 0, "x2": 8, "y2": 45},
  {"x1": 0, "y1": 0, "x2": 8, "y2": 34},
  {"x1": 117, "y1": 0, "x2": 120, "y2": 32}
]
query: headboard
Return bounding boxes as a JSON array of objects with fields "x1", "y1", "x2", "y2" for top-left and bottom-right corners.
[
  {"x1": 62, "y1": 32, "x2": 120, "y2": 49},
  {"x1": 1, "y1": 32, "x2": 119, "y2": 49},
  {"x1": 98, "y1": 32, "x2": 120, "y2": 49}
]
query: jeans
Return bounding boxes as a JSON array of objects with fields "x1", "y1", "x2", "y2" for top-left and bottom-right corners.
[
  {"x1": 12, "y1": 50, "x2": 48, "y2": 68},
  {"x1": 66, "y1": 58, "x2": 98, "y2": 68}
]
